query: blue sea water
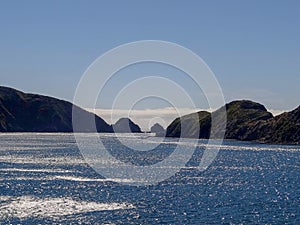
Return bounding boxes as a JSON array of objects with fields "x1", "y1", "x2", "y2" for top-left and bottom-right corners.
[{"x1": 0, "y1": 133, "x2": 299, "y2": 224}]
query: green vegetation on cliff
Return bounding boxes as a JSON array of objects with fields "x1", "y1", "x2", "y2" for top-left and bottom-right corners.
[
  {"x1": 166, "y1": 100, "x2": 300, "y2": 145},
  {"x1": 1, "y1": 86, "x2": 299, "y2": 144}
]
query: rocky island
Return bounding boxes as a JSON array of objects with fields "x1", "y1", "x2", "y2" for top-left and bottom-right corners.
[
  {"x1": 0, "y1": 86, "x2": 299, "y2": 145},
  {"x1": 150, "y1": 123, "x2": 165, "y2": 136},
  {"x1": 112, "y1": 118, "x2": 142, "y2": 133},
  {"x1": 166, "y1": 100, "x2": 300, "y2": 145}
]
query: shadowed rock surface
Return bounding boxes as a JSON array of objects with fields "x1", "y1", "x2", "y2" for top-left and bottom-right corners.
[
  {"x1": 0, "y1": 86, "x2": 112, "y2": 132},
  {"x1": 150, "y1": 123, "x2": 165, "y2": 136},
  {"x1": 1, "y1": 86, "x2": 299, "y2": 144},
  {"x1": 222, "y1": 100, "x2": 273, "y2": 140},
  {"x1": 166, "y1": 111, "x2": 211, "y2": 138},
  {"x1": 112, "y1": 118, "x2": 142, "y2": 133},
  {"x1": 166, "y1": 100, "x2": 300, "y2": 145},
  {"x1": 249, "y1": 106, "x2": 300, "y2": 144}
]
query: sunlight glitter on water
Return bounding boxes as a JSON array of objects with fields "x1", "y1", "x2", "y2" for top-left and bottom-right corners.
[
  {"x1": 0, "y1": 196, "x2": 135, "y2": 220},
  {"x1": 0, "y1": 133, "x2": 299, "y2": 224}
]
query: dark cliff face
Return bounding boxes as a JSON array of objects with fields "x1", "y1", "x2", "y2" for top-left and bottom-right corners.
[
  {"x1": 165, "y1": 100, "x2": 300, "y2": 145},
  {"x1": 0, "y1": 86, "x2": 112, "y2": 132},
  {"x1": 166, "y1": 111, "x2": 211, "y2": 138},
  {"x1": 255, "y1": 106, "x2": 300, "y2": 144},
  {"x1": 112, "y1": 118, "x2": 142, "y2": 133},
  {"x1": 1, "y1": 86, "x2": 299, "y2": 144},
  {"x1": 165, "y1": 100, "x2": 272, "y2": 139},
  {"x1": 223, "y1": 100, "x2": 273, "y2": 140}
]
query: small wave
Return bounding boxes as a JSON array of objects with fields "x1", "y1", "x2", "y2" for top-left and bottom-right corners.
[
  {"x1": 0, "y1": 175, "x2": 142, "y2": 184},
  {"x1": 53, "y1": 175, "x2": 140, "y2": 184},
  {"x1": 0, "y1": 196, "x2": 135, "y2": 219},
  {"x1": 54, "y1": 175, "x2": 106, "y2": 182},
  {"x1": 0, "y1": 168, "x2": 73, "y2": 173},
  {"x1": 0, "y1": 177, "x2": 47, "y2": 181},
  {"x1": 0, "y1": 156, "x2": 86, "y2": 165}
]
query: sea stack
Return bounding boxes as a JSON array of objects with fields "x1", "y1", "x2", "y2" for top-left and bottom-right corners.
[
  {"x1": 112, "y1": 118, "x2": 142, "y2": 133},
  {"x1": 150, "y1": 123, "x2": 165, "y2": 136}
]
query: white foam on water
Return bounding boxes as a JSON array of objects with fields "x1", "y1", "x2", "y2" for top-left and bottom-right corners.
[
  {"x1": 0, "y1": 175, "x2": 143, "y2": 184},
  {"x1": 210, "y1": 166, "x2": 256, "y2": 171},
  {"x1": 53, "y1": 175, "x2": 141, "y2": 184},
  {"x1": 0, "y1": 177, "x2": 46, "y2": 181},
  {"x1": 0, "y1": 155, "x2": 86, "y2": 165},
  {"x1": 157, "y1": 139, "x2": 300, "y2": 152},
  {"x1": 0, "y1": 168, "x2": 73, "y2": 173},
  {"x1": 217, "y1": 144, "x2": 300, "y2": 152},
  {"x1": 0, "y1": 196, "x2": 135, "y2": 219},
  {"x1": 54, "y1": 175, "x2": 106, "y2": 182}
]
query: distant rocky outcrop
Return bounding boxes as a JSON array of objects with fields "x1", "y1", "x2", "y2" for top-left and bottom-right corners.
[
  {"x1": 0, "y1": 86, "x2": 112, "y2": 132},
  {"x1": 166, "y1": 100, "x2": 300, "y2": 145},
  {"x1": 150, "y1": 123, "x2": 165, "y2": 136},
  {"x1": 112, "y1": 118, "x2": 142, "y2": 133},
  {"x1": 1, "y1": 86, "x2": 299, "y2": 144}
]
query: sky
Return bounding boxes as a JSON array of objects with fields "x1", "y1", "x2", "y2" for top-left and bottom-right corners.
[{"x1": 0, "y1": 0, "x2": 299, "y2": 129}]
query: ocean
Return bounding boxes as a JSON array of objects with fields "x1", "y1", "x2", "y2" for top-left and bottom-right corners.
[{"x1": 0, "y1": 133, "x2": 299, "y2": 224}]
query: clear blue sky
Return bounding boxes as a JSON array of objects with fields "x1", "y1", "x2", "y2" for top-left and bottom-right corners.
[{"x1": 0, "y1": 0, "x2": 299, "y2": 111}]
